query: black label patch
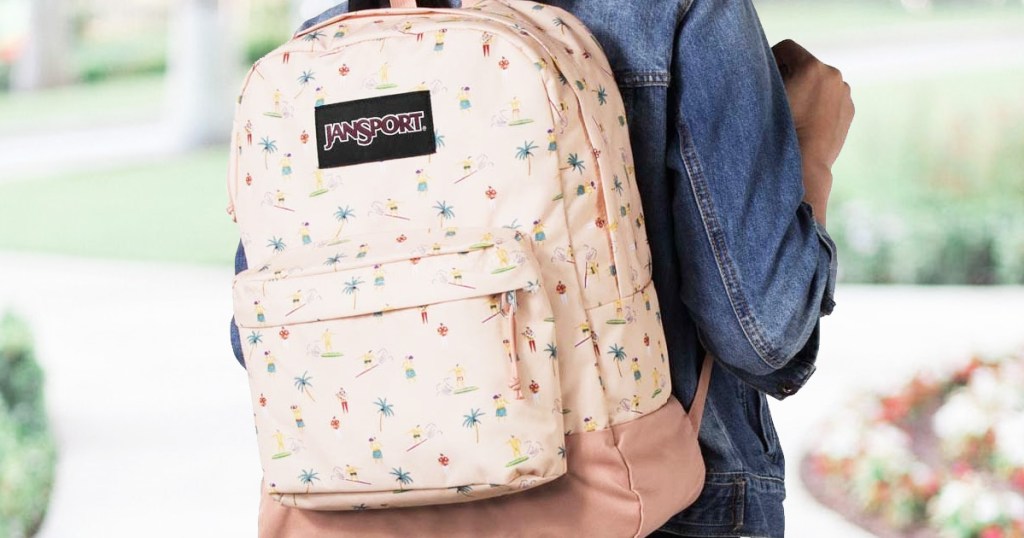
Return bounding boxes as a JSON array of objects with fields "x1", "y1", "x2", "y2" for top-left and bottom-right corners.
[{"x1": 315, "y1": 91, "x2": 436, "y2": 169}]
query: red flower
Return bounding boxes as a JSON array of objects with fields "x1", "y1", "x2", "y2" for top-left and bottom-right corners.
[
  {"x1": 485, "y1": 186, "x2": 497, "y2": 199},
  {"x1": 339, "y1": 64, "x2": 350, "y2": 76},
  {"x1": 980, "y1": 525, "x2": 1005, "y2": 538},
  {"x1": 245, "y1": 173, "x2": 253, "y2": 186},
  {"x1": 498, "y1": 57, "x2": 510, "y2": 70},
  {"x1": 1011, "y1": 467, "x2": 1024, "y2": 491},
  {"x1": 594, "y1": 216, "x2": 606, "y2": 229},
  {"x1": 950, "y1": 460, "x2": 972, "y2": 478},
  {"x1": 258, "y1": 394, "x2": 267, "y2": 407},
  {"x1": 300, "y1": 131, "x2": 309, "y2": 144},
  {"x1": 279, "y1": 327, "x2": 290, "y2": 340},
  {"x1": 396, "y1": 234, "x2": 407, "y2": 242}
]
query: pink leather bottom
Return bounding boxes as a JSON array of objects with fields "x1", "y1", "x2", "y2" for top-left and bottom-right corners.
[{"x1": 258, "y1": 396, "x2": 704, "y2": 538}]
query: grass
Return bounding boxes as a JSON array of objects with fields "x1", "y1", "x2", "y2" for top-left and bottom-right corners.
[
  {"x1": 0, "y1": 147, "x2": 238, "y2": 266},
  {"x1": 826, "y1": 68, "x2": 1024, "y2": 284},
  {"x1": 0, "y1": 75, "x2": 164, "y2": 136}
]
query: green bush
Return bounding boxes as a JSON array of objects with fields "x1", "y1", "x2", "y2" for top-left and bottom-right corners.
[
  {"x1": 828, "y1": 69, "x2": 1024, "y2": 285},
  {"x1": 0, "y1": 314, "x2": 56, "y2": 538}
]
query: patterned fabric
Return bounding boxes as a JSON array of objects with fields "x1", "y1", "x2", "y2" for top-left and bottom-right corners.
[{"x1": 228, "y1": 0, "x2": 674, "y2": 510}]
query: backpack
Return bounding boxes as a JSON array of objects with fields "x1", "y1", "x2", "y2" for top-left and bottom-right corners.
[{"x1": 227, "y1": 1, "x2": 712, "y2": 535}]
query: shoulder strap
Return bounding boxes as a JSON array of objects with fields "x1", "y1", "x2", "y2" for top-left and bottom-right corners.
[{"x1": 688, "y1": 354, "x2": 714, "y2": 433}]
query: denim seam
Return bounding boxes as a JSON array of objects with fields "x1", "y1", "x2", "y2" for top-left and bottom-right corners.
[
  {"x1": 704, "y1": 472, "x2": 785, "y2": 485},
  {"x1": 733, "y1": 478, "x2": 746, "y2": 533},
  {"x1": 676, "y1": 118, "x2": 779, "y2": 371},
  {"x1": 669, "y1": 478, "x2": 746, "y2": 529},
  {"x1": 616, "y1": 71, "x2": 671, "y2": 88},
  {"x1": 677, "y1": 0, "x2": 695, "y2": 27}
]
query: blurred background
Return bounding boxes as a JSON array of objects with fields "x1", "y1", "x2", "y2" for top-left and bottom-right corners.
[{"x1": 0, "y1": 0, "x2": 1021, "y2": 536}]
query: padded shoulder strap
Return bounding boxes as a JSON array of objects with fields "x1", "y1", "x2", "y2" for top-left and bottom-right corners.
[{"x1": 688, "y1": 354, "x2": 714, "y2": 433}]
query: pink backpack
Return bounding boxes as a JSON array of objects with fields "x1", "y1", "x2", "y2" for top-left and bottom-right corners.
[{"x1": 228, "y1": 1, "x2": 712, "y2": 535}]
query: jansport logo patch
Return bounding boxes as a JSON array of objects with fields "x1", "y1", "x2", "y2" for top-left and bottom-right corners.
[
  {"x1": 315, "y1": 91, "x2": 435, "y2": 168},
  {"x1": 322, "y1": 111, "x2": 428, "y2": 150}
]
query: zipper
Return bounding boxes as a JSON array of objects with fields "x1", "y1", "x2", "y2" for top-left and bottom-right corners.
[{"x1": 500, "y1": 290, "x2": 525, "y2": 400}]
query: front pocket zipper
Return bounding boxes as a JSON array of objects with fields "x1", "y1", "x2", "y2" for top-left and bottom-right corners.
[{"x1": 233, "y1": 227, "x2": 565, "y2": 508}]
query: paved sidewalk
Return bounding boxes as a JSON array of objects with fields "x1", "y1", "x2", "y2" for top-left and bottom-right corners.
[
  {"x1": 0, "y1": 253, "x2": 258, "y2": 538},
  {"x1": 2, "y1": 252, "x2": 1023, "y2": 537}
]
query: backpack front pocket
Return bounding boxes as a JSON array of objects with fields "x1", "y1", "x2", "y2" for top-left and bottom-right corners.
[{"x1": 233, "y1": 228, "x2": 564, "y2": 510}]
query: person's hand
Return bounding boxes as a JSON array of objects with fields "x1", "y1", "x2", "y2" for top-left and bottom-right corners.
[{"x1": 771, "y1": 39, "x2": 854, "y2": 226}]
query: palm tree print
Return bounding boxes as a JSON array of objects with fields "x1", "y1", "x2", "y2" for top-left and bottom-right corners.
[
  {"x1": 613, "y1": 175, "x2": 624, "y2": 196},
  {"x1": 298, "y1": 469, "x2": 320, "y2": 493},
  {"x1": 259, "y1": 136, "x2": 278, "y2": 170},
  {"x1": 433, "y1": 200, "x2": 455, "y2": 229},
  {"x1": 567, "y1": 153, "x2": 586, "y2": 174},
  {"x1": 545, "y1": 343, "x2": 558, "y2": 375},
  {"x1": 333, "y1": 205, "x2": 356, "y2": 238},
  {"x1": 303, "y1": 30, "x2": 325, "y2": 51},
  {"x1": 462, "y1": 408, "x2": 485, "y2": 443},
  {"x1": 607, "y1": 344, "x2": 627, "y2": 377},
  {"x1": 455, "y1": 485, "x2": 473, "y2": 497},
  {"x1": 294, "y1": 370, "x2": 316, "y2": 401},
  {"x1": 552, "y1": 17, "x2": 568, "y2": 34},
  {"x1": 595, "y1": 85, "x2": 608, "y2": 106},
  {"x1": 343, "y1": 276, "x2": 363, "y2": 309},
  {"x1": 296, "y1": 70, "x2": 316, "y2": 98},
  {"x1": 247, "y1": 330, "x2": 263, "y2": 356},
  {"x1": 430, "y1": 130, "x2": 445, "y2": 163},
  {"x1": 515, "y1": 141, "x2": 538, "y2": 175},
  {"x1": 390, "y1": 467, "x2": 413, "y2": 491},
  {"x1": 268, "y1": 236, "x2": 286, "y2": 252},
  {"x1": 374, "y1": 397, "x2": 395, "y2": 431},
  {"x1": 324, "y1": 253, "x2": 345, "y2": 270}
]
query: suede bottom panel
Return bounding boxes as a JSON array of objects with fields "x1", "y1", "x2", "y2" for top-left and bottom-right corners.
[{"x1": 258, "y1": 397, "x2": 702, "y2": 538}]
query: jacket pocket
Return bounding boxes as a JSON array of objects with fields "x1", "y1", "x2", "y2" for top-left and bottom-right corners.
[{"x1": 233, "y1": 227, "x2": 565, "y2": 509}]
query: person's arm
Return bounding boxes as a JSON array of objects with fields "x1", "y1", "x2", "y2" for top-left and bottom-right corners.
[
  {"x1": 772, "y1": 39, "x2": 854, "y2": 228},
  {"x1": 669, "y1": 0, "x2": 849, "y2": 398}
]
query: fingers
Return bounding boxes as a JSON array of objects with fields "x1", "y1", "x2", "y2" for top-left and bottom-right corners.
[{"x1": 771, "y1": 39, "x2": 817, "y2": 76}]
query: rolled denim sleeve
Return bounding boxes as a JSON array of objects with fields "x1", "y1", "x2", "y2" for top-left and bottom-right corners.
[{"x1": 668, "y1": 0, "x2": 837, "y2": 398}]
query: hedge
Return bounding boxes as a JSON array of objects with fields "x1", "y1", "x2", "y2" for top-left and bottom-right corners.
[{"x1": 0, "y1": 314, "x2": 56, "y2": 538}]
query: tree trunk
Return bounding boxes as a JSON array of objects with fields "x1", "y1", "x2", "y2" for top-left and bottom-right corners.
[
  {"x1": 165, "y1": 0, "x2": 245, "y2": 149},
  {"x1": 11, "y1": 0, "x2": 74, "y2": 90}
]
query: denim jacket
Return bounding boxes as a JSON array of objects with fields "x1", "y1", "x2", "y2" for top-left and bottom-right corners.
[{"x1": 231, "y1": 1, "x2": 838, "y2": 536}]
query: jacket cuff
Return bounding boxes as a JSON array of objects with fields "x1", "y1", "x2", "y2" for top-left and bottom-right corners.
[
  {"x1": 719, "y1": 321, "x2": 820, "y2": 400},
  {"x1": 801, "y1": 201, "x2": 837, "y2": 316}
]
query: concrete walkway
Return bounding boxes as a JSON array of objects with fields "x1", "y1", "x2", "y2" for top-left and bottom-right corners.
[
  {"x1": 0, "y1": 253, "x2": 258, "y2": 538},
  {"x1": 2, "y1": 251, "x2": 1023, "y2": 537}
]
